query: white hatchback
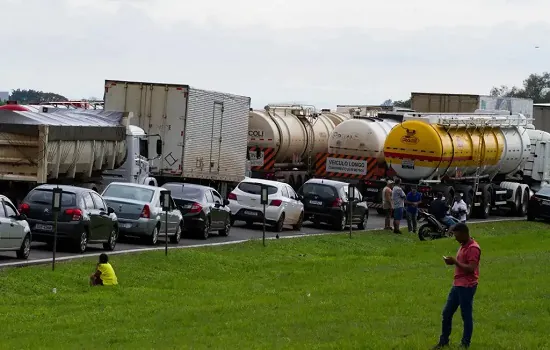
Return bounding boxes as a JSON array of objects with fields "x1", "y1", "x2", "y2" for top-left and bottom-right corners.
[{"x1": 228, "y1": 178, "x2": 304, "y2": 232}]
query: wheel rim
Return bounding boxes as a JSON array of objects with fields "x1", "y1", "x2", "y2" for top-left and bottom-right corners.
[
  {"x1": 484, "y1": 194, "x2": 491, "y2": 215},
  {"x1": 225, "y1": 221, "x2": 231, "y2": 233},
  {"x1": 23, "y1": 238, "x2": 30, "y2": 256},
  {"x1": 522, "y1": 191, "x2": 529, "y2": 213},
  {"x1": 80, "y1": 232, "x2": 88, "y2": 251},
  {"x1": 297, "y1": 213, "x2": 303, "y2": 226},
  {"x1": 110, "y1": 229, "x2": 117, "y2": 249},
  {"x1": 278, "y1": 215, "x2": 284, "y2": 230},
  {"x1": 421, "y1": 227, "x2": 435, "y2": 240},
  {"x1": 176, "y1": 226, "x2": 181, "y2": 240},
  {"x1": 341, "y1": 215, "x2": 346, "y2": 229},
  {"x1": 362, "y1": 215, "x2": 368, "y2": 228},
  {"x1": 152, "y1": 228, "x2": 158, "y2": 244},
  {"x1": 204, "y1": 221, "x2": 210, "y2": 238}
]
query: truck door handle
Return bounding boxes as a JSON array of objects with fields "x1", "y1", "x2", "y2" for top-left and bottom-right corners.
[{"x1": 10, "y1": 223, "x2": 14, "y2": 227}]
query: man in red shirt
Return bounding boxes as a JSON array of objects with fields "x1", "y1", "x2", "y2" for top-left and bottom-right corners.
[{"x1": 433, "y1": 223, "x2": 481, "y2": 349}]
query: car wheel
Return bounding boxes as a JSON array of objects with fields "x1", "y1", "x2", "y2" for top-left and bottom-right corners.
[
  {"x1": 357, "y1": 212, "x2": 369, "y2": 230},
  {"x1": 230, "y1": 217, "x2": 235, "y2": 226},
  {"x1": 16, "y1": 234, "x2": 31, "y2": 260},
  {"x1": 332, "y1": 214, "x2": 346, "y2": 231},
  {"x1": 273, "y1": 213, "x2": 285, "y2": 232},
  {"x1": 200, "y1": 218, "x2": 211, "y2": 240},
  {"x1": 75, "y1": 231, "x2": 88, "y2": 253},
  {"x1": 170, "y1": 223, "x2": 182, "y2": 244},
  {"x1": 148, "y1": 226, "x2": 159, "y2": 245},
  {"x1": 292, "y1": 212, "x2": 304, "y2": 231},
  {"x1": 219, "y1": 217, "x2": 231, "y2": 237},
  {"x1": 103, "y1": 226, "x2": 118, "y2": 251}
]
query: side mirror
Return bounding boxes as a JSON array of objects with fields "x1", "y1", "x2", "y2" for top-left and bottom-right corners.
[
  {"x1": 107, "y1": 207, "x2": 115, "y2": 214},
  {"x1": 297, "y1": 195, "x2": 304, "y2": 201},
  {"x1": 17, "y1": 213, "x2": 27, "y2": 221},
  {"x1": 156, "y1": 139, "x2": 163, "y2": 155},
  {"x1": 223, "y1": 199, "x2": 230, "y2": 206}
]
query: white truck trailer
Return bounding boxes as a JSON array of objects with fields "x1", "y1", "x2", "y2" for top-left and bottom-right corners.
[{"x1": 103, "y1": 80, "x2": 251, "y2": 196}]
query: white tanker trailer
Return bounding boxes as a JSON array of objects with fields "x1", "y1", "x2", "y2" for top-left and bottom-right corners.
[
  {"x1": 247, "y1": 104, "x2": 350, "y2": 188},
  {"x1": 0, "y1": 102, "x2": 157, "y2": 205}
]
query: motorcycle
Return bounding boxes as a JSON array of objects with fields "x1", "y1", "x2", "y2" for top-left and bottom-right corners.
[{"x1": 417, "y1": 210, "x2": 461, "y2": 241}]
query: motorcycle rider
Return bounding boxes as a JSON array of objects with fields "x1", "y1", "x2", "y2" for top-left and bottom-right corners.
[
  {"x1": 429, "y1": 192, "x2": 456, "y2": 228},
  {"x1": 451, "y1": 193, "x2": 468, "y2": 223}
]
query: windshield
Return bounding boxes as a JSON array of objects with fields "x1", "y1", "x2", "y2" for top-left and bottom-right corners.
[
  {"x1": 163, "y1": 184, "x2": 205, "y2": 201},
  {"x1": 300, "y1": 183, "x2": 338, "y2": 200},
  {"x1": 536, "y1": 187, "x2": 550, "y2": 197},
  {"x1": 27, "y1": 189, "x2": 77, "y2": 206},
  {"x1": 238, "y1": 182, "x2": 278, "y2": 195},
  {"x1": 103, "y1": 184, "x2": 154, "y2": 202}
]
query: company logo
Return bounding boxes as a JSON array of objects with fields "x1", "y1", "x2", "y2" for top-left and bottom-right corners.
[{"x1": 400, "y1": 129, "x2": 419, "y2": 145}]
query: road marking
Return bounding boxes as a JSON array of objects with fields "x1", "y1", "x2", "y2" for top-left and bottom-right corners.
[{"x1": 0, "y1": 217, "x2": 525, "y2": 269}]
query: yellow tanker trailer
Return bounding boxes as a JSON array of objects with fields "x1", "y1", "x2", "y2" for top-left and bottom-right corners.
[{"x1": 383, "y1": 112, "x2": 535, "y2": 219}]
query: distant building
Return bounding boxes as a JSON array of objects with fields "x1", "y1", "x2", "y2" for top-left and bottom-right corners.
[{"x1": 0, "y1": 91, "x2": 9, "y2": 101}]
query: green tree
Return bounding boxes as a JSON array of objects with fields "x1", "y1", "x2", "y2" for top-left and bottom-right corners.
[
  {"x1": 9, "y1": 89, "x2": 68, "y2": 104},
  {"x1": 490, "y1": 72, "x2": 550, "y2": 103},
  {"x1": 393, "y1": 99, "x2": 411, "y2": 108}
]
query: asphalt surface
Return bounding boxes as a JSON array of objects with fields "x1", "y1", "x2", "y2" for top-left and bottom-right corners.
[{"x1": 0, "y1": 211, "x2": 525, "y2": 268}]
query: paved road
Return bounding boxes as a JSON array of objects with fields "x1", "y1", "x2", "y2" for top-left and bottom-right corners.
[{"x1": 0, "y1": 211, "x2": 524, "y2": 267}]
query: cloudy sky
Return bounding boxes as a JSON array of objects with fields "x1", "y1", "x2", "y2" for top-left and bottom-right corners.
[{"x1": 1, "y1": 0, "x2": 548, "y2": 108}]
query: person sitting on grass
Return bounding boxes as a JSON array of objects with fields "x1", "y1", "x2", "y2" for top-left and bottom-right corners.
[{"x1": 90, "y1": 253, "x2": 118, "y2": 286}]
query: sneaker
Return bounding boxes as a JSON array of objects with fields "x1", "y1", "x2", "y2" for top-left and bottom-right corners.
[
  {"x1": 431, "y1": 344, "x2": 449, "y2": 349},
  {"x1": 393, "y1": 230, "x2": 402, "y2": 234}
]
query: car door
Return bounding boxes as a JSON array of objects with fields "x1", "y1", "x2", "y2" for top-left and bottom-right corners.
[
  {"x1": 0, "y1": 203, "x2": 10, "y2": 249},
  {"x1": 279, "y1": 186, "x2": 295, "y2": 222},
  {"x1": 286, "y1": 186, "x2": 303, "y2": 221},
  {"x1": 168, "y1": 196, "x2": 180, "y2": 231},
  {"x1": 210, "y1": 190, "x2": 226, "y2": 229},
  {"x1": 90, "y1": 192, "x2": 110, "y2": 241},
  {"x1": 3, "y1": 200, "x2": 25, "y2": 249}
]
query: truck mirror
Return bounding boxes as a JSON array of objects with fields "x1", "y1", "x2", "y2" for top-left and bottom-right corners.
[{"x1": 156, "y1": 139, "x2": 162, "y2": 155}]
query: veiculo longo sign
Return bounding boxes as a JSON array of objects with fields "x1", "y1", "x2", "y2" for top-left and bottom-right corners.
[{"x1": 326, "y1": 157, "x2": 367, "y2": 175}]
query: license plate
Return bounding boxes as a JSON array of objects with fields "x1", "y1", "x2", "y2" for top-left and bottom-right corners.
[
  {"x1": 366, "y1": 188, "x2": 379, "y2": 192},
  {"x1": 35, "y1": 224, "x2": 53, "y2": 231},
  {"x1": 121, "y1": 223, "x2": 132, "y2": 228},
  {"x1": 543, "y1": 200, "x2": 550, "y2": 206},
  {"x1": 309, "y1": 200, "x2": 323, "y2": 205},
  {"x1": 244, "y1": 210, "x2": 258, "y2": 216}
]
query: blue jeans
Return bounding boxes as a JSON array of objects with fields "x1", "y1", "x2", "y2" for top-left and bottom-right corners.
[{"x1": 439, "y1": 285, "x2": 478, "y2": 347}]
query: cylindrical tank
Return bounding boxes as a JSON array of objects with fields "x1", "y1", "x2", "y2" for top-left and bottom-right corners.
[
  {"x1": 248, "y1": 107, "x2": 350, "y2": 163},
  {"x1": 383, "y1": 114, "x2": 531, "y2": 181},
  {"x1": 328, "y1": 117, "x2": 398, "y2": 162}
]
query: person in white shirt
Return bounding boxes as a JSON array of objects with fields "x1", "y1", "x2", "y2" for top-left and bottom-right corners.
[{"x1": 451, "y1": 193, "x2": 468, "y2": 223}]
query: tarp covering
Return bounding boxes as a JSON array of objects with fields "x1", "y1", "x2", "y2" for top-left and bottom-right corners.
[{"x1": 0, "y1": 107, "x2": 127, "y2": 141}]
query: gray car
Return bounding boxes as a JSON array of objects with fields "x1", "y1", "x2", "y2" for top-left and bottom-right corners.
[{"x1": 101, "y1": 182, "x2": 184, "y2": 245}]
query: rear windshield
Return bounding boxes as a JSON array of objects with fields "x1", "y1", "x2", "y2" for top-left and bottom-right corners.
[
  {"x1": 27, "y1": 189, "x2": 77, "y2": 206},
  {"x1": 103, "y1": 184, "x2": 155, "y2": 202},
  {"x1": 300, "y1": 183, "x2": 338, "y2": 200},
  {"x1": 163, "y1": 184, "x2": 204, "y2": 201},
  {"x1": 238, "y1": 182, "x2": 278, "y2": 195},
  {"x1": 537, "y1": 187, "x2": 550, "y2": 197}
]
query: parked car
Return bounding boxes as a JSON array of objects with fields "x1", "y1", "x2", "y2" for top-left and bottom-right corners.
[
  {"x1": 227, "y1": 178, "x2": 304, "y2": 232},
  {"x1": 0, "y1": 195, "x2": 31, "y2": 259},
  {"x1": 297, "y1": 178, "x2": 369, "y2": 231},
  {"x1": 163, "y1": 183, "x2": 231, "y2": 239},
  {"x1": 20, "y1": 185, "x2": 118, "y2": 253},
  {"x1": 101, "y1": 182, "x2": 184, "y2": 245},
  {"x1": 527, "y1": 186, "x2": 550, "y2": 221}
]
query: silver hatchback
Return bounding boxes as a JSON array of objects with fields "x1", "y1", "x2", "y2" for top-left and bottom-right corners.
[{"x1": 101, "y1": 182, "x2": 184, "y2": 245}]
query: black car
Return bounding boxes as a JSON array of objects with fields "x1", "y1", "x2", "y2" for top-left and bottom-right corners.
[
  {"x1": 162, "y1": 183, "x2": 231, "y2": 239},
  {"x1": 297, "y1": 178, "x2": 369, "y2": 231},
  {"x1": 527, "y1": 186, "x2": 550, "y2": 221},
  {"x1": 19, "y1": 185, "x2": 118, "y2": 253}
]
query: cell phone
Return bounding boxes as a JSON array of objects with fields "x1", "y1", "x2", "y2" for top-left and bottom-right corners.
[{"x1": 443, "y1": 256, "x2": 448, "y2": 259}]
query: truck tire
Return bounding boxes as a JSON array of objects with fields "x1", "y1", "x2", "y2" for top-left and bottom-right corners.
[
  {"x1": 510, "y1": 188, "x2": 522, "y2": 216},
  {"x1": 518, "y1": 187, "x2": 530, "y2": 217},
  {"x1": 480, "y1": 185, "x2": 492, "y2": 219}
]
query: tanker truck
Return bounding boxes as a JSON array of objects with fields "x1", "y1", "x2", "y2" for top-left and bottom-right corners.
[
  {"x1": 0, "y1": 101, "x2": 157, "y2": 205},
  {"x1": 247, "y1": 104, "x2": 350, "y2": 189},
  {"x1": 381, "y1": 112, "x2": 550, "y2": 219}
]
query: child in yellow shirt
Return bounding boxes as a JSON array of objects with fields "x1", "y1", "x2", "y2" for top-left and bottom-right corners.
[{"x1": 90, "y1": 253, "x2": 118, "y2": 286}]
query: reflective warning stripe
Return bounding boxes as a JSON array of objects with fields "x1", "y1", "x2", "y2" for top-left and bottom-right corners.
[
  {"x1": 315, "y1": 153, "x2": 379, "y2": 180},
  {"x1": 249, "y1": 147, "x2": 276, "y2": 171}
]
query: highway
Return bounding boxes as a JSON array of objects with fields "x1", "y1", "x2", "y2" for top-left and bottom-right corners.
[{"x1": 0, "y1": 212, "x2": 524, "y2": 268}]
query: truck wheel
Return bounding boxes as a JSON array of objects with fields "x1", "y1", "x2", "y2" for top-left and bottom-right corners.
[
  {"x1": 480, "y1": 186, "x2": 492, "y2": 219},
  {"x1": 518, "y1": 188, "x2": 529, "y2": 217},
  {"x1": 510, "y1": 188, "x2": 522, "y2": 216}
]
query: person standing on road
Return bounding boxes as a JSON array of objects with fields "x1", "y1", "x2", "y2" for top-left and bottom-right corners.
[
  {"x1": 391, "y1": 178, "x2": 406, "y2": 234},
  {"x1": 433, "y1": 223, "x2": 481, "y2": 349},
  {"x1": 382, "y1": 180, "x2": 394, "y2": 230},
  {"x1": 405, "y1": 187, "x2": 422, "y2": 233}
]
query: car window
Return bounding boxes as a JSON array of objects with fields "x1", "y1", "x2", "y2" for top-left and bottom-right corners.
[
  {"x1": 163, "y1": 183, "x2": 204, "y2": 201},
  {"x1": 537, "y1": 187, "x2": 550, "y2": 197},
  {"x1": 90, "y1": 192, "x2": 106, "y2": 210},
  {"x1": 281, "y1": 186, "x2": 289, "y2": 198},
  {"x1": 205, "y1": 191, "x2": 215, "y2": 203},
  {"x1": 0, "y1": 203, "x2": 5, "y2": 218},
  {"x1": 342, "y1": 186, "x2": 362, "y2": 201},
  {"x1": 301, "y1": 183, "x2": 338, "y2": 200},
  {"x1": 83, "y1": 193, "x2": 95, "y2": 209},
  {"x1": 287, "y1": 186, "x2": 298, "y2": 199},
  {"x1": 103, "y1": 184, "x2": 154, "y2": 202},
  {"x1": 211, "y1": 191, "x2": 223, "y2": 204},
  {"x1": 238, "y1": 182, "x2": 278, "y2": 195},
  {"x1": 27, "y1": 189, "x2": 77, "y2": 207},
  {"x1": 3, "y1": 201, "x2": 17, "y2": 218}
]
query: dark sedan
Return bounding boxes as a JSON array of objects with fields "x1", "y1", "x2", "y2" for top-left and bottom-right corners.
[
  {"x1": 527, "y1": 186, "x2": 550, "y2": 221},
  {"x1": 19, "y1": 184, "x2": 119, "y2": 253},
  {"x1": 162, "y1": 183, "x2": 232, "y2": 239}
]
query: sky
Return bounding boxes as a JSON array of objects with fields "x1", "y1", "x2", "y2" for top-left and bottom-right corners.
[{"x1": 1, "y1": 0, "x2": 549, "y2": 108}]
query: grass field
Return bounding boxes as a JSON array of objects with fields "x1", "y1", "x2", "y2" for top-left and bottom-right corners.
[{"x1": 0, "y1": 221, "x2": 549, "y2": 349}]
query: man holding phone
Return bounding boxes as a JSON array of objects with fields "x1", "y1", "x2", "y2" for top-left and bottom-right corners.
[{"x1": 433, "y1": 223, "x2": 481, "y2": 349}]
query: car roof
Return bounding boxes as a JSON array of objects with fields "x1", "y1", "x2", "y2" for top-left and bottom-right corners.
[
  {"x1": 33, "y1": 184, "x2": 89, "y2": 193},
  {"x1": 162, "y1": 182, "x2": 213, "y2": 191},
  {"x1": 240, "y1": 177, "x2": 287, "y2": 187},
  {"x1": 107, "y1": 182, "x2": 161, "y2": 191},
  {"x1": 303, "y1": 178, "x2": 348, "y2": 187}
]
